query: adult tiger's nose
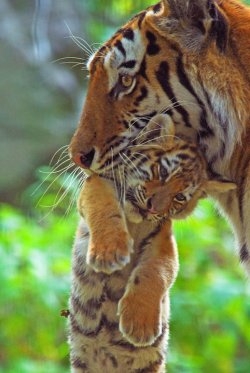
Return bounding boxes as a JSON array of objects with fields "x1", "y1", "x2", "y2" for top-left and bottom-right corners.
[{"x1": 72, "y1": 149, "x2": 95, "y2": 169}]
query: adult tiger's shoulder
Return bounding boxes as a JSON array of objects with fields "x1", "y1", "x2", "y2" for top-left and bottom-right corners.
[{"x1": 69, "y1": 0, "x2": 250, "y2": 270}]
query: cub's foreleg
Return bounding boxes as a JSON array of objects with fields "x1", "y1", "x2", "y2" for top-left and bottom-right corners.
[
  {"x1": 78, "y1": 175, "x2": 133, "y2": 273},
  {"x1": 118, "y1": 220, "x2": 179, "y2": 347}
]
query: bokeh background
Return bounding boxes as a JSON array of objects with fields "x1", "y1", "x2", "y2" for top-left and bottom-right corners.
[{"x1": 1, "y1": 1, "x2": 250, "y2": 372}]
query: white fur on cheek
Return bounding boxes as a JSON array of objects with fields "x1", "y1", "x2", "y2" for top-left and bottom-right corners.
[
  {"x1": 87, "y1": 53, "x2": 96, "y2": 71},
  {"x1": 104, "y1": 29, "x2": 146, "y2": 91}
]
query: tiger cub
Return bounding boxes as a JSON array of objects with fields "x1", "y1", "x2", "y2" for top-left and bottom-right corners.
[{"x1": 70, "y1": 115, "x2": 235, "y2": 371}]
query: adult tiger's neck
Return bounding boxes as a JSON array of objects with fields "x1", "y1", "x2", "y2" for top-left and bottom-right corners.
[
  {"x1": 222, "y1": 0, "x2": 250, "y2": 83},
  {"x1": 187, "y1": 0, "x2": 250, "y2": 177}
]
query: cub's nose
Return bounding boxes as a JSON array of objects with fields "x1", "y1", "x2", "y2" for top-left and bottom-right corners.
[{"x1": 72, "y1": 148, "x2": 95, "y2": 169}]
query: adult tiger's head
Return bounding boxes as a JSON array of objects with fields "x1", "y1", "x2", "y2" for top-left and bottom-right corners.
[{"x1": 69, "y1": 0, "x2": 248, "y2": 175}]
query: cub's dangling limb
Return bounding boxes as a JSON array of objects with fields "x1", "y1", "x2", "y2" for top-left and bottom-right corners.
[{"x1": 78, "y1": 174, "x2": 133, "y2": 274}]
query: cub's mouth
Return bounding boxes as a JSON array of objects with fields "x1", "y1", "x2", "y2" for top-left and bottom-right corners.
[{"x1": 126, "y1": 194, "x2": 161, "y2": 222}]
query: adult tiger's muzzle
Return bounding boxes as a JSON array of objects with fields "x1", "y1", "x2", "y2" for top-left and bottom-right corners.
[{"x1": 71, "y1": 149, "x2": 96, "y2": 169}]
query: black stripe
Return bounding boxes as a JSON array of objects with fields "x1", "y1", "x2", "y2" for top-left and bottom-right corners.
[
  {"x1": 139, "y1": 56, "x2": 148, "y2": 81},
  {"x1": 122, "y1": 119, "x2": 129, "y2": 129},
  {"x1": 110, "y1": 338, "x2": 138, "y2": 351},
  {"x1": 207, "y1": 154, "x2": 218, "y2": 175},
  {"x1": 146, "y1": 30, "x2": 160, "y2": 55},
  {"x1": 132, "y1": 121, "x2": 145, "y2": 130},
  {"x1": 138, "y1": 225, "x2": 162, "y2": 255},
  {"x1": 135, "y1": 86, "x2": 148, "y2": 105},
  {"x1": 106, "y1": 352, "x2": 118, "y2": 368},
  {"x1": 135, "y1": 111, "x2": 157, "y2": 120},
  {"x1": 152, "y1": 323, "x2": 168, "y2": 347},
  {"x1": 70, "y1": 313, "x2": 118, "y2": 338},
  {"x1": 240, "y1": 243, "x2": 249, "y2": 262},
  {"x1": 122, "y1": 28, "x2": 134, "y2": 40},
  {"x1": 71, "y1": 357, "x2": 88, "y2": 372},
  {"x1": 156, "y1": 61, "x2": 192, "y2": 127},
  {"x1": 101, "y1": 151, "x2": 123, "y2": 170},
  {"x1": 105, "y1": 284, "x2": 125, "y2": 302},
  {"x1": 220, "y1": 142, "x2": 226, "y2": 158},
  {"x1": 238, "y1": 155, "x2": 250, "y2": 221},
  {"x1": 209, "y1": 2, "x2": 228, "y2": 53},
  {"x1": 71, "y1": 357, "x2": 88, "y2": 370},
  {"x1": 176, "y1": 54, "x2": 214, "y2": 136},
  {"x1": 199, "y1": 77, "x2": 228, "y2": 137},
  {"x1": 199, "y1": 111, "x2": 214, "y2": 137},
  {"x1": 120, "y1": 60, "x2": 136, "y2": 69},
  {"x1": 176, "y1": 54, "x2": 202, "y2": 103},
  {"x1": 100, "y1": 137, "x2": 126, "y2": 159},
  {"x1": 134, "y1": 355, "x2": 164, "y2": 373},
  {"x1": 115, "y1": 40, "x2": 126, "y2": 57},
  {"x1": 137, "y1": 11, "x2": 147, "y2": 29},
  {"x1": 71, "y1": 296, "x2": 97, "y2": 320},
  {"x1": 177, "y1": 153, "x2": 191, "y2": 160}
]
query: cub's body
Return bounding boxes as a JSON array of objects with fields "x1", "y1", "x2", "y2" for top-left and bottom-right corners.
[{"x1": 69, "y1": 218, "x2": 171, "y2": 373}]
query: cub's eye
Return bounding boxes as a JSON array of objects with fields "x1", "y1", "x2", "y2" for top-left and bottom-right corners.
[
  {"x1": 174, "y1": 193, "x2": 186, "y2": 202},
  {"x1": 121, "y1": 74, "x2": 133, "y2": 88}
]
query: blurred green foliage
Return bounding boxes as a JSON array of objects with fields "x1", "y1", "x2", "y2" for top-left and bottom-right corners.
[
  {"x1": 1, "y1": 199, "x2": 250, "y2": 373},
  {"x1": 1, "y1": 0, "x2": 250, "y2": 372}
]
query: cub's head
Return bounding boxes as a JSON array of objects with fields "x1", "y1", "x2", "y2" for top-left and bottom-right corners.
[
  {"x1": 69, "y1": 0, "x2": 228, "y2": 175},
  {"x1": 124, "y1": 114, "x2": 236, "y2": 223}
]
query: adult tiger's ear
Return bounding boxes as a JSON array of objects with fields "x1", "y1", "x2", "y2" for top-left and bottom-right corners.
[
  {"x1": 150, "y1": 0, "x2": 228, "y2": 53},
  {"x1": 148, "y1": 113, "x2": 175, "y2": 148},
  {"x1": 203, "y1": 179, "x2": 237, "y2": 195},
  {"x1": 135, "y1": 113, "x2": 175, "y2": 149}
]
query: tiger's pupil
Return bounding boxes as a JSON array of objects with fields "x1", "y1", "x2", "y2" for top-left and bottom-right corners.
[
  {"x1": 175, "y1": 193, "x2": 186, "y2": 201},
  {"x1": 121, "y1": 74, "x2": 133, "y2": 88}
]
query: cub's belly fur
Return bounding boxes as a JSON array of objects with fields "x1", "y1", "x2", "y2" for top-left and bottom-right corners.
[{"x1": 69, "y1": 219, "x2": 169, "y2": 373}]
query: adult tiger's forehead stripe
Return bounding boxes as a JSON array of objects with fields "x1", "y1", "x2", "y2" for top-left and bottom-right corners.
[
  {"x1": 103, "y1": 28, "x2": 146, "y2": 91},
  {"x1": 146, "y1": 31, "x2": 161, "y2": 55},
  {"x1": 155, "y1": 61, "x2": 192, "y2": 128},
  {"x1": 134, "y1": 86, "x2": 148, "y2": 106},
  {"x1": 114, "y1": 40, "x2": 126, "y2": 57},
  {"x1": 175, "y1": 53, "x2": 215, "y2": 139}
]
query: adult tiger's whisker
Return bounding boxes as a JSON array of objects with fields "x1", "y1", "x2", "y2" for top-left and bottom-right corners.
[
  {"x1": 64, "y1": 169, "x2": 87, "y2": 218},
  {"x1": 32, "y1": 160, "x2": 73, "y2": 197},
  {"x1": 50, "y1": 166, "x2": 83, "y2": 209},
  {"x1": 35, "y1": 162, "x2": 75, "y2": 206},
  {"x1": 111, "y1": 147, "x2": 119, "y2": 200},
  {"x1": 49, "y1": 144, "x2": 69, "y2": 166},
  {"x1": 121, "y1": 152, "x2": 142, "y2": 180}
]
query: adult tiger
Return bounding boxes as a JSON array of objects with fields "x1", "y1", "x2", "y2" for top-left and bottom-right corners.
[{"x1": 69, "y1": 0, "x2": 250, "y2": 272}]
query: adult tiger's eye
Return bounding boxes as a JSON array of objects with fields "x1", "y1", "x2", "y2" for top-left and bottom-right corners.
[
  {"x1": 174, "y1": 193, "x2": 186, "y2": 202},
  {"x1": 121, "y1": 74, "x2": 133, "y2": 88}
]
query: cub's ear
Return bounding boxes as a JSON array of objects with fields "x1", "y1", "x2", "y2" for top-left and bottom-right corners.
[
  {"x1": 203, "y1": 179, "x2": 237, "y2": 195},
  {"x1": 150, "y1": 0, "x2": 228, "y2": 52},
  {"x1": 139, "y1": 114, "x2": 175, "y2": 149}
]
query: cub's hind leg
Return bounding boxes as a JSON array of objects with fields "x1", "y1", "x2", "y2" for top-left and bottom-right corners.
[{"x1": 118, "y1": 220, "x2": 178, "y2": 347}]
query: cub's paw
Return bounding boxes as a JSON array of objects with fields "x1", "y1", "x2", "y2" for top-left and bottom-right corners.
[
  {"x1": 87, "y1": 231, "x2": 133, "y2": 274},
  {"x1": 118, "y1": 292, "x2": 162, "y2": 346}
]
